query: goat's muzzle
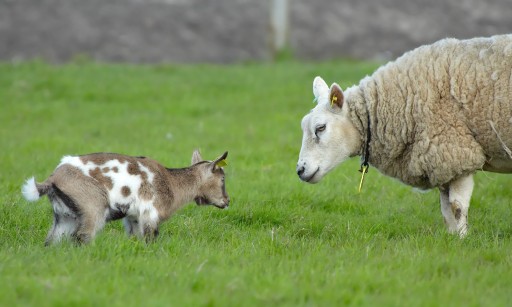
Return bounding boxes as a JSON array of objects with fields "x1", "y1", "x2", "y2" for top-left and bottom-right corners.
[
  {"x1": 215, "y1": 197, "x2": 230, "y2": 209},
  {"x1": 194, "y1": 196, "x2": 229, "y2": 209}
]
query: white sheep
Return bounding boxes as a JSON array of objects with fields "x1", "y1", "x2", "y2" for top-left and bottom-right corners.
[
  {"x1": 297, "y1": 34, "x2": 512, "y2": 237},
  {"x1": 22, "y1": 150, "x2": 229, "y2": 245}
]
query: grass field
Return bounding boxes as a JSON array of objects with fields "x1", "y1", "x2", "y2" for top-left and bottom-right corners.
[{"x1": 1, "y1": 59, "x2": 512, "y2": 306}]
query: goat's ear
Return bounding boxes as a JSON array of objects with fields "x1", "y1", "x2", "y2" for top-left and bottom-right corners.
[
  {"x1": 329, "y1": 83, "x2": 344, "y2": 110},
  {"x1": 211, "y1": 151, "x2": 228, "y2": 171},
  {"x1": 191, "y1": 149, "x2": 203, "y2": 165}
]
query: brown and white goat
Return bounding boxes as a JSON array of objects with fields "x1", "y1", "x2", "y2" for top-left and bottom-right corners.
[{"x1": 21, "y1": 150, "x2": 229, "y2": 245}]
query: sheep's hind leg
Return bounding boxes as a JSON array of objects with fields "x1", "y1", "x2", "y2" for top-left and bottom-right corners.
[{"x1": 440, "y1": 174, "x2": 474, "y2": 238}]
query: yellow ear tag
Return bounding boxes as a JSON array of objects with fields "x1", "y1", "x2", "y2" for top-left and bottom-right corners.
[
  {"x1": 330, "y1": 95, "x2": 338, "y2": 107},
  {"x1": 216, "y1": 159, "x2": 227, "y2": 167},
  {"x1": 358, "y1": 165, "x2": 368, "y2": 193}
]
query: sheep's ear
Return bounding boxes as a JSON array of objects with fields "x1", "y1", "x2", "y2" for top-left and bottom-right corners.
[
  {"x1": 211, "y1": 151, "x2": 228, "y2": 171},
  {"x1": 329, "y1": 83, "x2": 344, "y2": 110},
  {"x1": 313, "y1": 76, "x2": 329, "y2": 103},
  {"x1": 191, "y1": 149, "x2": 203, "y2": 165}
]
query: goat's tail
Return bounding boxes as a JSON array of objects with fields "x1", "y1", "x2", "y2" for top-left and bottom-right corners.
[{"x1": 21, "y1": 177, "x2": 52, "y2": 202}]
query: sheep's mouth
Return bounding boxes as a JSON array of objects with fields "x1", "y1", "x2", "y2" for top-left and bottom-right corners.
[{"x1": 302, "y1": 167, "x2": 320, "y2": 183}]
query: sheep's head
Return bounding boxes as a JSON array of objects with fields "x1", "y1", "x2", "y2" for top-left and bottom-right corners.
[
  {"x1": 191, "y1": 150, "x2": 230, "y2": 209},
  {"x1": 296, "y1": 76, "x2": 361, "y2": 183}
]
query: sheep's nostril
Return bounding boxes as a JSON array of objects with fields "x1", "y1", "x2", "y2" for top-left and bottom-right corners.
[{"x1": 297, "y1": 166, "x2": 305, "y2": 176}]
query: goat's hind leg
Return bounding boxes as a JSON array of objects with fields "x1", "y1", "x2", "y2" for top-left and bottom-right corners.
[
  {"x1": 46, "y1": 215, "x2": 78, "y2": 246},
  {"x1": 46, "y1": 194, "x2": 79, "y2": 246},
  {"x1": 55, "y1": 181, "x2": 108, "y2": 245},
  {"x1": 73, "y1": 210, "x2": 106, "y2": 245},
  {"x1": 45, "y1": 213, "x2": 59, "y2": 246}
]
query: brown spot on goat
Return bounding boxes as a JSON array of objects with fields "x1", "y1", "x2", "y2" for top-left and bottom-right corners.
[
  {"x1": 127, "y1": 162, "x2": 141, "y2": 176},
  {"x1": 112, "y1": 167, "x2": 118, "y2": 173},
  {"x1": 121, "y1": 186, "x2": 131, "y2": 197},
  {"x1": 89, "y1": 167, "x2": 113, "y2": 190},
  {"x1": 127, "y1": 161, "x2": 153, "y2": 200},
  {"x1": 102, "y1": 167, "x2": 110, "y2": 173},
  {"x1": 80, "y1": 153, "x2": 130, "y2": 166}
]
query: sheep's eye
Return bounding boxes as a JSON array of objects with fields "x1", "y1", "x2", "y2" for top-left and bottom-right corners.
[{"x1": 315, "y1": 124, "x2": 326, "y2": 136}]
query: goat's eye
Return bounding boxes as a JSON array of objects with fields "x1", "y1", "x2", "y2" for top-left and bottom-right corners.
[{"x1": 315, "y1": 124, "x2": 326, "y2": 136}]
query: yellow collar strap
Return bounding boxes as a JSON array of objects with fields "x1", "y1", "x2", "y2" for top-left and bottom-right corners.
[{"x1": 358, "y1": 164, "x2": 369, "y2": 193}]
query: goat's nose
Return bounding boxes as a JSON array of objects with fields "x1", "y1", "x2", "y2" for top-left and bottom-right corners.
[{"x1": 297, "y1": 165, "x2": 305, "y2": 176}]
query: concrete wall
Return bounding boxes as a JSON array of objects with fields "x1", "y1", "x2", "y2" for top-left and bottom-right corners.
[
  {"x1": 291, "y1": 0, "x2": 512, "y2": 61},
  {"x1": 1, "y1": 0, "x2": 511, "y2": 63},
  {"x1": 0, "y1": 0, "x2": 270, "y2": 63}
]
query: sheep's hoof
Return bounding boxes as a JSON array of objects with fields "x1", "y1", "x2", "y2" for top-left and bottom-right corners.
[{"x1": 457, "y1": 224, "x2": 468, "y2": 239}]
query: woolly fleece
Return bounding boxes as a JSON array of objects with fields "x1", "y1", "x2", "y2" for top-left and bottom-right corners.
[{"x1": 345, "y1": 34, "x2": 512, "y2": 189}]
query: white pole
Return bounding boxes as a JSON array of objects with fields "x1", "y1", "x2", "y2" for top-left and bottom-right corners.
[{"x1": 270, "y1": 0, "x2": 289, "y2": 53}]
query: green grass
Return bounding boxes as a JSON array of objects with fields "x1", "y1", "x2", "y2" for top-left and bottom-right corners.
[{"x1": 1, "y1": 59, "x2": 512, "y2": 306}]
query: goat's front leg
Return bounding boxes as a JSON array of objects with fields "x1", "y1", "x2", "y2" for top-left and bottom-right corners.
[
  {"x1": 123, "y1": 216, "x2": 140, "y2": 237},
  {"x1": 439, "y1": 174, "x2": 474, "y2": 238},
  {"x1": 142, "y1": 224, "x2": 160, "y2": 243},
  {"x1": 139, "y1": 209, "x2": 160, "y2": 243}
]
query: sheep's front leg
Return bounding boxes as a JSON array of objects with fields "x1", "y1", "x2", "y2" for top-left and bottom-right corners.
[
  {"x1": 440, "y1": 187, "x2": 458, "y2": 234},
  {"x1": 440, "y1": 174, "x2": 474, "y2": 238}
]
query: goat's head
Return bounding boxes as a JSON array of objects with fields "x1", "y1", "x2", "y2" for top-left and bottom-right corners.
[
  {"x1": 296, "y1": 76, "x2": 361, "y2": 183},
  {"x1": 191, "y1": 150, "x2": 230, "y2": 209}
]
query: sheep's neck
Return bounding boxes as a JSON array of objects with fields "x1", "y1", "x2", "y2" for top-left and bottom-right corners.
[{"x1": 346, "y1": 86, "x2": 371, "y2": 158}]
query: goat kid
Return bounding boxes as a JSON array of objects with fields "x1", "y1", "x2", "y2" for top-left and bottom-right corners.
[{"x1": 21, "y1": 150, "x2": 229, "y2": 245}]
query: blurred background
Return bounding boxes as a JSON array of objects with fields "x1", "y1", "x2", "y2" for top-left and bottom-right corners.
[{"x1": 1, "y1": 0, "x2": 511, "y2": 64}]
